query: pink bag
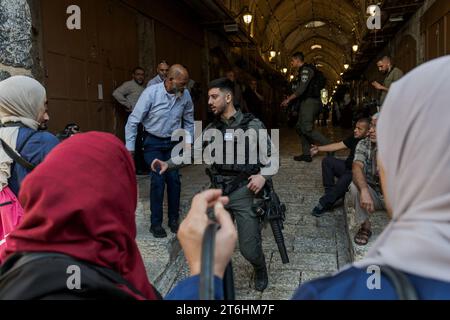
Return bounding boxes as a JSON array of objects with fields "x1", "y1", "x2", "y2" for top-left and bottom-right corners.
[{"x1": 0, "y1": 187, "x2": 24, "y2": 263}]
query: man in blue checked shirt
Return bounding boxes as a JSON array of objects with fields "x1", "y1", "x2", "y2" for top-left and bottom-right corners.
[{"x1": 125, "y1": 64, "x2": 195, "y2": 238}]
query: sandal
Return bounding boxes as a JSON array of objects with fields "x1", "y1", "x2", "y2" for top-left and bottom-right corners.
[{"x1": 354, "y1": 227, "x2": 372, "y2": 246}]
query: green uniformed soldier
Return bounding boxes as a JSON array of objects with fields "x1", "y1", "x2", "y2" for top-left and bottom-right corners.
[
  {"x1": 281, "y1": 52, "x2": 330, "y2": 162},
  {"x1": 151, "y1": 78, "x2": 278, "y2": 292}
]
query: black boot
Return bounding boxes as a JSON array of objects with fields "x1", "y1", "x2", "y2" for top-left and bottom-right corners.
[
  {"x1": 254, "y1": 263, "x2": 268, "y2": 292},
  {"x1": 293, "y1": 155, "x2": 312, "y2": 163}
]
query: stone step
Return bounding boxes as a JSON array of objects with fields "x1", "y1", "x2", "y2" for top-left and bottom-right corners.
[{"x1": 135, "y1": 165, "x2": 209, "y2": 296}]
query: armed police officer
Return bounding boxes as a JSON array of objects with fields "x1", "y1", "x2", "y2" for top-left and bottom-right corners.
[
  {"x1": 281, "y1": 52, "x2": 330, "y2": 162},
  {"x1": 151, "y1": 78, "x2": 279, "y2": 292}
]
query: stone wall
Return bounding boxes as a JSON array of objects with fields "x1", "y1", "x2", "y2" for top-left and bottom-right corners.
[
  {"x1": 363, "y1": 0, "x2": 437, "y2": 83},
  {"x1": 0, "y1": 0, "x2": 34, "y2": 80},
  {"x1": 389, "y1": 0, "x2": 437, "y2": 67},
  {"x1": 137, "y1": 15, "x2": 156, "y2": 78}
]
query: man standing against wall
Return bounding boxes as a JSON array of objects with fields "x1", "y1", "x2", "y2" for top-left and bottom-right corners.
[
  {"x1": 244, "y1": 79, "x2": 265, "y2": 122},
  {"x1": 113, "y1": 67, "x2": 147, "y2": 174},
  {"x1": 372, "y1": 55, "x2": 404, "y2": 107},
  {"x1": 281, "y1": 52, "x2": 330, "y2": 162},
  {"x1": 147, "y1": 61, "x2": 170, "y2": 88},
  {"x1": 226, "y1": 70, "x2": 248, "y2": 113},
  {"x1": 126, "y1": 65, "x2": 194, "y2": 238}
]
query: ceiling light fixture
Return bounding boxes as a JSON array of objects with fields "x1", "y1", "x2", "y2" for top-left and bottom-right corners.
[
  {"x1": 389, "y1": 16, "x2": 404, "y2": 22},
  {"x1": 305, "y1": 20, "x2": 326, "y2": 28},
  {"x1": 242, "y1": 7, "x2": 253, "y2": 25},
  {"x1": 311, "y1": 44, "x2": 322, "y2": 50}
]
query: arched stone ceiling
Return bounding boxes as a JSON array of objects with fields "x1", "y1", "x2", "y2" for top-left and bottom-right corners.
[
  {"x1": 243, "y1": 0, "x2": 362, "y2": 83},
  {"x1": 303, "y1": 49, "x2": 343, "y2": 75},
  {"x1": 221, "y1": 0, "x2": 425, "y2": 82},
  {"x1": 250, "y1": 0, "x2": 359, "y2": 48}
]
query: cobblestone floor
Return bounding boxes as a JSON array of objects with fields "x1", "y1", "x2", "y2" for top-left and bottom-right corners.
[{"x1": 136, "y1": 125, "x2": 355, "y2": 299}]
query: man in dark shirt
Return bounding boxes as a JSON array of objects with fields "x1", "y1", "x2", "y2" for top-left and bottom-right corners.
[{"x1": 310, "y1": 118, "x2": 370, "y2": 217}]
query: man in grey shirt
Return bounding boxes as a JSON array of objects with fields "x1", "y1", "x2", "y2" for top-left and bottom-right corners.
[
  {"x1": 147, "y1": 61, "x2": 170, "y2": 88},
  {"x1": 113, "y1": 67, "x2": 146, "y2": 112},
  {"x1": 372, "y1": 55, "x2": 404, "y2": 107},
  {"x1": 126, "y1": 65, "x2": 195, "y2": 238},
  {"x1": 113, "y1": 67, "x2": 147, "y2": 174}
]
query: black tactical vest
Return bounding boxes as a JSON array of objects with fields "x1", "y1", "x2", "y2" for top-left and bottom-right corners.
[
  {"x1": 209, "y1": 113, "x2": 262, "y2": 176},
  {"x1": 296, "y1": 64, "x2": 325, "y2": 99}
]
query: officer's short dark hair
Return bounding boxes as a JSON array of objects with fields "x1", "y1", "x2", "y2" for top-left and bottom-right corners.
[
  {"x1": 133, "y1": 67, "x2": 145, "y2": 74},
  {"x1": 208, "y1": 78, "x2": 234, "y2": 96},
  {"x1": 292, "y1": 52, "x2": 305, "y2": 62},
  {"x1": 356, "y1": 118, "x2": 370, "y2": 127},
  {"x1": 377, "y1": 55, "x2": 392, "y2": 63}
]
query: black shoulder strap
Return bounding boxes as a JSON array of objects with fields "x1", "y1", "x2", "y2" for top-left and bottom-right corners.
[
  {"x1": 0, "y1": 130, "x2": 38, "y2": 171},
  {"x1": 381, "y1": 266, "x2": 418, "y2": 300},
  {"x1": 0, "y1": 252, "x2": 162, "y2": 300},
  {"x1": 0, "y1": 139, "x2": 36, "y2": 171}
]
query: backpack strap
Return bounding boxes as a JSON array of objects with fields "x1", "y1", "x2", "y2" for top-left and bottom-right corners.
[
  {"x1": 0, "y1": 138, "x2": 36, "y2": 171},
  {"x1": 0, "y1": 128, "x2": 38, "y2": 172},
  {"x1": 380, "y1": 265, "x2": 419, "y2": 300}
]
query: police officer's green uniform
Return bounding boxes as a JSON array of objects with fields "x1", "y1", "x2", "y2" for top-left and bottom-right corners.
[
  {"x1": 167, "y1": 110, "x2": 273, "y2": 289},
  {"x1": 292, "y1": 65, "x2": 330, "y2": 156}
]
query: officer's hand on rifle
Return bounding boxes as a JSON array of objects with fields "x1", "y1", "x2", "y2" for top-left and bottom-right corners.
[
  {"x1": 178, "y1": 190, "x2": 237, "y2": 278},
  {"x1": 151, "y1": 159, "x2": 169, "y2": 174},
  {"x1": 248, "y1": 175, "x2": 266, "y2": 194}
]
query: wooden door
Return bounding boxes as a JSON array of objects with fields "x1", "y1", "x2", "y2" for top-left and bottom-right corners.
[{"x1": 41, "y1": 0, "x2": 138, "y2": 137}]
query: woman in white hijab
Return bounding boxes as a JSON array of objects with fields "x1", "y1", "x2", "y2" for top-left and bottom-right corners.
[
  {"x1": 0, "y1": 76, "x2": 59, "y2": 261},
  {"x1": 292, "y1": 56, "x2": 450, "y2": 300}
]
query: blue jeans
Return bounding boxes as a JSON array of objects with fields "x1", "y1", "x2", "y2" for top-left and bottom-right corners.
[{"x1": 144, "y1": 134, "x2": 181, "y2": 227}]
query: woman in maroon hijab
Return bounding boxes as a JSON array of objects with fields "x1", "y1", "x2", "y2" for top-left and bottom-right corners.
[
  {"x1": 0, "y1": 132, "x2": 159, "y2": 299},
  {"x1": 0, "y1": 132, "x2": 237, "y2": 300}
]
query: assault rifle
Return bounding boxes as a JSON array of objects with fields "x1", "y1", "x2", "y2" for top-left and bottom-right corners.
[{"x1": 254, "y1": 180, "x2": 289, "y2": 264}]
